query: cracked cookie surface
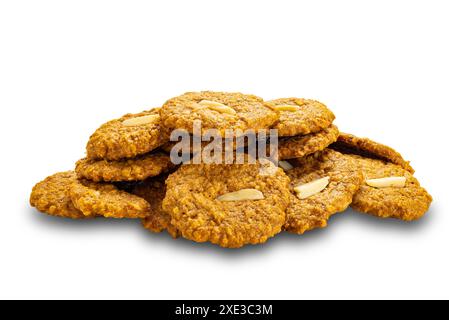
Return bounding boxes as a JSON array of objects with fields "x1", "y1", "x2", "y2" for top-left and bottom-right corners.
[
  {"x1": 267, "y1": 98, "x2": 335, "y2": 137},
  {"x1": 283, "y1": 150, "x2": 363, "y2": 234},
  {"x1": 76, "y1": 152, "x2": 174, "y2": 182},
  {"x1": 160, "y1": 91, "x2": 279, "y2": 136},
  {"x1": 30, "y1": 171, "x2": 86, "y2": 219},
  {"x1": 86, "y1": 108, "x2": 169, "y2": 160},
  {"x1": 162, "y1": 160, "x2": 290, "y2": 248}
]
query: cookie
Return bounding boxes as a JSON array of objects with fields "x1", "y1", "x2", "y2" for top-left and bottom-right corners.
[
  {"x1": 162, "y1": 160, "x2": 290, "y2": 248},
  {"x1": 132, "y1": 175, "x2": 178, "y2": 238},
  {"x1": 69, "y1": 180, "x2": 151, "y2": 218},
  {"x1": 75, "y1": 152, "x2": 174, "y2": 182},
  {"x1": 30, "y1": 171, "x2": 86, "y2": 219},
  {"x1": 278, "y1": 125, "x2": 339, "y2": 160},
  {"x1": 330, "y1": 133, "x2": 431, "y2": 220},
  {"x1": 86, "y1": 108, "x2": 169, "y2": 161},
  {"x1": 160, "y1": 91, "x2": 279, "y2": 136},
  {"x1": 344, "y1": 154, "x2": 432, "y2": 220},
  {"x1": 283, "y1": 150, "x2": 363, "y2": 234},
  {"x1": 267, "y1": 98, "x2": 335, "y2": 137},
  {"x1": 331, "y1": 132, "x2": 414, "y2": 173}
]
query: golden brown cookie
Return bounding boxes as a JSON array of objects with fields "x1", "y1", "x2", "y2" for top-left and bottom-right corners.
[
  {"x1": 162, "y1": 160, "x2": 290, "y2": 248},
  {"x1": 331, "y1": 132, "x2": 414, "y2": 173},
  {"x1": 75, "y1": 152, "x2": 174, "y2": 182},
  {"x1": 278, "y1": 125, "x2": 339, "y2": 160},
  {"x1": 69, "y1": 180, "x2": 151, "y2": 218},
  {"x1": 267, "y1": 98, "x2": 335, "y2": 137},
  {"x1": 132, "y1": 175, "x2": 178, "y2": 238},
  {"x1": 86, "y1": 108, "x2": 169, "y2": 161},
  {"x1": 283, "y1": 150, "x2": 363, "y2": 234},
  {"x1": 344, "y1": 154, "x2": 432, "y2": 221},
  {"x1": 160, "y1": 91, "x2": 279, "y2": 136},
  {"x1": 30, "y1": 171, "x2": 86, "y2": 219}
]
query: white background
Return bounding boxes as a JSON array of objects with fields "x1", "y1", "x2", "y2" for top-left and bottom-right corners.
[{"x1": 0, "y1": 0, "x2": 448, "y2": 300}]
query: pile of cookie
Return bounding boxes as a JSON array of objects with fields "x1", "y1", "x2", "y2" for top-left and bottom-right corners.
[{"x1": 30, "y1": 91, "x2": 433, "y2": 248}]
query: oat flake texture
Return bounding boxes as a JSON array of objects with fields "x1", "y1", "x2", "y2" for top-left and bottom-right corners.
[{"x1": 162, "y1": 160, "x2": 290, "y2": 248}]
